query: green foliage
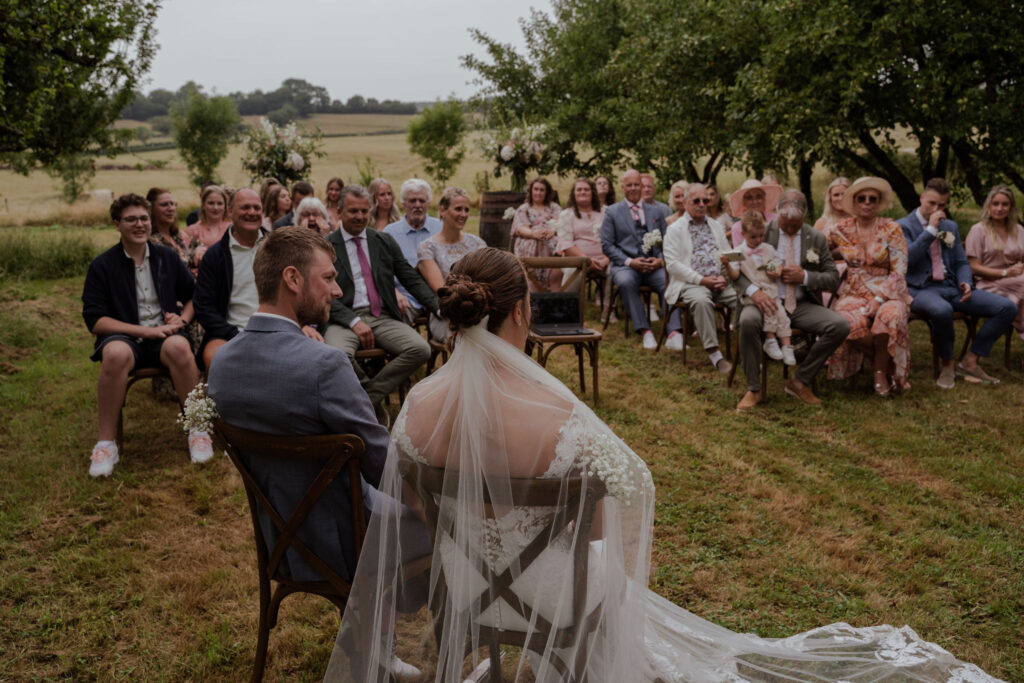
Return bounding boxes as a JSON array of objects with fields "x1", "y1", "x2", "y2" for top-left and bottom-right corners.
[
  {"x1": 148, "y1": 115, "x2": 172, "y2": 136},
  {"x1": 0, "y1": 232, "x2": 99, "y2": 279},
  {"x1": 44, "y1": 154, "x2": 96, "y2": 205},
  {"x1": 240, "y1": 118, "x2": 324, "y2": 185},
  {"x1": 0, "y1": 0, "x2": 159, "y2": 168},
  {"x1": 354, "y1": 156, "x2": 380, "y2": 187},
  {"x1": 406, "y1": 101, "x2": 468, "y2": 189},
  {"x1": 170, "y1": 89, "x2": 240, "y2": 186},
  {"x1": 133, "y1": 126, "x2": 153, "y2": 144},
  {"x1": 267, "y1": 103, "x2": 300, "y2": 126}
]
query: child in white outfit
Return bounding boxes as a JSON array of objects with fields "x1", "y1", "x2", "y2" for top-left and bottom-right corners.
[{"x1": 722, "y1": 211, "x2": 796, "y2": 365}]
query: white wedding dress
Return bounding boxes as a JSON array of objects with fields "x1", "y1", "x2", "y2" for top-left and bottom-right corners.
[{"x1": 325, "y1": 320, "x2": 1001, "y2": 682}]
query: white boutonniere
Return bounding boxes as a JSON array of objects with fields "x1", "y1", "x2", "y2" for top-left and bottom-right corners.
[
  {"x1": 502, "y1": 206, "x2": 516, "y2": 221},
  {"x1": 938, "y1": 230, "x2": 955, "y2": 248},
  {"x1": 178, "y1": 383, "x2": 218, "y2": 435},
  {"x1": 593, "y1": 222, "x2": 602, "y2": 236},
  {"x1": 806, "y1": 247, "x2": 820, "y2": 264},
  {"x1": 641, "y1": 230, "x2": 662, "y2": 255}
]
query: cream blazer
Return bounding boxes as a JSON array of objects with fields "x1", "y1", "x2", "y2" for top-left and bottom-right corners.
[{"x1": 664, "y1": 214, "x2": 732, "y2": 305}]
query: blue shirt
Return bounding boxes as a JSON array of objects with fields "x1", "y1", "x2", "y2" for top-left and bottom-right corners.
[{"x1": 383, "y1": 215, "x2": 442, "y2": 310}]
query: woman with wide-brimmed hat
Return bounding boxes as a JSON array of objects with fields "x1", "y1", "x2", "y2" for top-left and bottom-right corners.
[
  {"x1": 824, "y1": 176, "x2": 912, "y2": 396},
  {"x1": 729, "y1": 178, "x2": 783, "y2": 246}
]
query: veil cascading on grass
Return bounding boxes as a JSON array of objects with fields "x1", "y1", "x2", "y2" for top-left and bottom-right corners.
[{"x1": 324, "y1": 319, "x2": 1002, "y2": 683}]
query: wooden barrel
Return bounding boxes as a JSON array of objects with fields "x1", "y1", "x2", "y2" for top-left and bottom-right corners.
[{"x1": 479, "y1": 191, "x2": 525, "y2": 250}]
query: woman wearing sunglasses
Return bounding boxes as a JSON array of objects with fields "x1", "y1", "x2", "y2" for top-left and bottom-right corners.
[{"x1": 824, "y1": 177, "x2": 912, "y2": 396}]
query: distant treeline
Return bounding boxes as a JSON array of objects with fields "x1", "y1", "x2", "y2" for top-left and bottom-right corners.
[{"x1": 120, "y1": 78, "x2": 419, "y2": 121}]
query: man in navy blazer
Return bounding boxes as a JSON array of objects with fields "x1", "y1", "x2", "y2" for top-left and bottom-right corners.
[
  {"x1": 898, "y1": 178, "x2": 1016, "y2": 387},
  {"x1": 601, "y1": 169, "x2": 682, "y2": 349}
]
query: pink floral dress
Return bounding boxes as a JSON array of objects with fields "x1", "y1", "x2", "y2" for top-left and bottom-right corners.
[
  {"x1": 511, "y1": 202, "x2": 561, "y2": 290},
  {"x1": 825, "y1": 217, "x2": 912, "y2": 388}
]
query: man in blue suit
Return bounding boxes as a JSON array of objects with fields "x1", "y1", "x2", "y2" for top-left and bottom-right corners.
[
  {"x1": 898, "y1": 178, "x2": 1016, "y2": 388},
  {"x1": 601, "y1": 169, "x2": 682, "y2": 349}
]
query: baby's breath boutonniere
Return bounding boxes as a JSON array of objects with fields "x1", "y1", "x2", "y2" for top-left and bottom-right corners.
[
  {"x1": 806, "y1": 247, "x2": 820, "y2": 264},
  {"x1": 938, "y1": 230, "x2": 955, "y2": 248},
  {"x1": 178, "y1": 383, "x2": 219, "y2": 435},
  {"x1": 641, "y1": 230, "x2": 662, "y2": 255},
  {"x1": 593, "y1": 222, "x2": 602, "y2": 236}
]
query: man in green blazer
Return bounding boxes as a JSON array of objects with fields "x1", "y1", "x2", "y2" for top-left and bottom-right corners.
[{"x1": 324, "y1": 185, "x2": 437, "y2": 404}]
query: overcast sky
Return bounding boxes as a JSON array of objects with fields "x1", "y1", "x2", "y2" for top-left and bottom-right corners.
[{"x1": 145, "y1": 0, "x2": 536, "y2": 101}]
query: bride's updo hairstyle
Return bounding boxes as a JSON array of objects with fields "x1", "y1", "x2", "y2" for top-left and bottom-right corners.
[{"x1": 438, "y1": 247, "x2": 527, "y2": 336}]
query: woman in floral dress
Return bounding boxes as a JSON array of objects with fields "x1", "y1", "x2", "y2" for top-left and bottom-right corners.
[
  {"x1": 825, "y1": 177, "x2": 912, "y2": 395},
  {"x1": 511, "y1": 176, "x2": 562, "y2": 291},
  {"x1": 146, "y1": 188, "x2": 199, "y2": 273}
]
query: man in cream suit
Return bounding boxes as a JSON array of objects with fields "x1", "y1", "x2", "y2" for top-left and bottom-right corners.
[
  {"x1": 601, "y1": 169, "x2": 682, "y2": 349},
  {"x1": 663, "y1": 183, "x2": 737, "y2": 373},
  {"x1": 734, "y1": 190, "x2": 847, "y2": 409},
  {"x1": 324, "y1": 184, "x2": 437, "y2": 404}
]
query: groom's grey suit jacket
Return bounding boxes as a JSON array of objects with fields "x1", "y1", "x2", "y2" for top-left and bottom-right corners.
[{"x1": 208, "y1": 313, "x2": 389, "y2": 582}]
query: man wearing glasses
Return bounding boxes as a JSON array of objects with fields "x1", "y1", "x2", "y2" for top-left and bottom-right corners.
[{"x1": 81, "y1": 193, "x2": 210, "y2": 477}]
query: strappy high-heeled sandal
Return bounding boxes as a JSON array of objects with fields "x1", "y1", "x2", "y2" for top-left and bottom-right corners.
[{"x1": 873, "y1": 370, "x2": 891, "y2": 397}]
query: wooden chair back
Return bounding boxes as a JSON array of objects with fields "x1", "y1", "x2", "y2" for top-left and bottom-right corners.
[
  {"x1": 214, "y1": 419, "x2": 367, "y2": 681},
  {"x1": 520, "y1": 255, "x2": 589, "y2": 315},
  {"x1": 398, "y1": 454, "x2": 606, "y2": 682}
]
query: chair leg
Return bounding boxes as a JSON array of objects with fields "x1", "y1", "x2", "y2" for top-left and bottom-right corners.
[
  {"x1": 576, "y1": 346, "x2": 586, "y2": 393},
  {"x1": 760, "y1": 349, "x2": 769, "y2": 395},
  {"x1": 681, "y1": 310, "x2": 690, "y2": 365},
  {"x1": 251, "y1": 578, "x2": 272, "y2": 683},
  {"x1": 489, "y1": 642, "x2": 502, "y2": 683},
  {"x1": 1005, "y1": 328, "x2": 1014, "y2": 370},
  {"x1": 590, "y1": 342, "x2": 599, "y2": 407}
]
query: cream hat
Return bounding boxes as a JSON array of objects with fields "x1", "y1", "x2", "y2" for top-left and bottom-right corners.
[
  {"x1": 729, "y1": 179, "x2": 783, "y2": 218},
  {"x1": 841, "y1": 176, "x2": 893, "y2": 215}
]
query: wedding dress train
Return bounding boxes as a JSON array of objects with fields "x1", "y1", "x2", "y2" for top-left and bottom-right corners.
[{"x1": 325, "y1": 320, "x2": 1001, "y2": 682}]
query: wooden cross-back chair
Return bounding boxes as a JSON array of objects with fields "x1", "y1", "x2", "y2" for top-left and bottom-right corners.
[
  {"x1": 655, "y1": 269, "x2": 733, "y2": 363},
  {"x1": 520, "y1": 256, "x2": 603, "y2": 405},
  {"x1": 214, "y1": 419, "x2": 367, "y2": 683},
  {"x1": 398, "y1": 454, "x2": 607, "y2": 683},
  {"x1": 908, "y1": 311, "x2": 977, "y2": 378},
  {"x1": 117, "y1": 367, "x2": 178, "y2": 454}
]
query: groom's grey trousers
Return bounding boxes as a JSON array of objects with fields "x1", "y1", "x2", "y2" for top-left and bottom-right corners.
[{"x1": 737, "y1": 300, "x2": 849, "y2": 392}]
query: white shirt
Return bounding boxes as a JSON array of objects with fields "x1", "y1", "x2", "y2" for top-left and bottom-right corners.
[
  {"x1": 250, "y1": 311, "x2": 299, "y2": 329},
  {"x1": 127, "y1": 244, "x2": 162, "y2": 328},
  {"x1": 227, "y1": 229, "x2": 263, "y2": 331},
  {"x1": 341, "y1": 228, "x2": 372, "y2": 316}
]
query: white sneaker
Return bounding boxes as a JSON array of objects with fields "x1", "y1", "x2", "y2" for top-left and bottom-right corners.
[
  {"x1": 665, "y1": 332, "x2": 683, "y2": 351},
  {"x1": 188, "y1": 431, "x2": 214, "y2": 464},
  {"x1": 781, "y1": 345, "x2": 796, "y2": 366},
  {"x1": 388, "y1": 654, "x2": 422, "y2": 681},
  {"x1": 641, "y1": 330, "x2": 657, "y2": 350},
  {"x1": 89, "y1": 442, "x2": 119, "y2": 477},
  {"x1": 763, "y1": 338, "x2": 783, "y2": 360},
  {"x1": 648, "y1": 304, "x2": 660, "y2": 322}
]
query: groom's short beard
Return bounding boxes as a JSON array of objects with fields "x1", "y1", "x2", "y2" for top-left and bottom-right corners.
[{"x1": 296, "y1": 293, "x2": 329, "y2": 329}]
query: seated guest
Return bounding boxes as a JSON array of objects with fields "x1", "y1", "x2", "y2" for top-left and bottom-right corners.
[
  {"x1": 602, "y1": 169, "x2": 682, "y2": 349},
  {"x1": 194, "y1": 188, "x2": 322, "y2": 370},
  {"x1": 641, "y1": 172, "x2": 671, "y2": 222},
  {"x1": 512, "y1": 176, "x2": 563, "y2": 292},
  {"x1": 813, "y1": 176, "x2": 852, "y2": 232},
  {"x1": 554, "y1": 177, "x2": 609, "y2": 289},
  {"x1": 417, "y1": 187, "x2": 487, "y2": 341},
  {"x1": 82, "y1": 193, "x2": 211, "y2": 477},
  {"x1": 898, "y1": 178, "x2": 1017, "y2": 387},
  {"x1": 735, "y1": 191, "x2": 846, "y2": 409},
  {"x1": 184, "y1": 184, "x2": 232, "y2": 264},
  {"x1": 293, "y1": 196, "x2": 333, "y2": 236},
  {"x1": 663, "y1": 183, "x2": 734, "y2": 367},
  {"x1": 826, "y1": 177, "x2": 911, "y2": 396},
  {"x1": 729, "y1": 178, "x2": 782, "y2": 246},
  {"x1": 323, "y1": 176, "x2": 345, "y2": 230},
  {"x1": 262, "y1": 184, "x2": 291, "y2": 230},
  {"x1": 273, "y1": 181, "x2": 315, "y2": 230},
  {"x1": 207, "y1": 226, "x2": 428, "y2": 679},
  {"x1": 147, "y1": 187, "x2": 198, "y2": 272},
  {"x1": 595, "y1": 174, "x2": 615, "y2": 207},
  {"x1": 368, "y1": 178, "x2": 401, "y2": 230},
  {"x1": 383, "y1": 178, "x2": 442, "y2": 321},
  {"x1": 666, "y1": 180, "x2": 689, "y2": 225},
  {"x1": 324, "y1": 185, "x2": 436, "y2": 405},
  {"x1": 184, "y1": 180, "x2": 216, "y2": 226},
  {"x1": 706, "y1": 184, "x2": 733, "y2": 229},
  {"x1": 966, "y1": 185, "x2": 1024, "y2": 345}
]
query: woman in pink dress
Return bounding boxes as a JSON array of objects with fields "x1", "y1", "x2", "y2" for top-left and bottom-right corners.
[
  {"x1": 555, "y1": 178, "x2": 610, "y2": 314},
  {"x1": 813, "y1": 176, "x2": 852, "y2": 232},
  {"x1": 184, "y1": 185, "x2": 231, "y2": 264},
  {"x1": 323, "y1": 176, "x2": 344, "y2": 230},
  {"x1": 511, "y1": 176, "x2": 562, "y2": 291},
  {"x1": 965, "y1": 184, "x2": 1024, "y2": 343},
  {"x1": 368, "y1": 178, "x2": 401, "y2": 230},
  {"x1": 825, "y1": 177, "x2": 912, "y2": 395},
  {"x1": 729, "y1": 178, "x2": 782, "y2": 246}
]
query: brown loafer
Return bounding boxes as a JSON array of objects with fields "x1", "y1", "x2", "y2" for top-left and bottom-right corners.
[
  {"x1": 785, "y1": 377, "x2": 822, "y2": 405},
  {"x1": 736, "y1": 390, "x2": 762, "y2": 411}
]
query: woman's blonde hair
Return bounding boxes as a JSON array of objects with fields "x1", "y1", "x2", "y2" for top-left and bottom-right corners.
[
  {"x1": 979, "y1": 184, "x2": 1019, "y2": 250},
  {"x1": 368, "y1": 178, "x2": 401, "y2": 226},
  {"x1": 819, "y1": 176, "x2": 851, "y2": 228}
]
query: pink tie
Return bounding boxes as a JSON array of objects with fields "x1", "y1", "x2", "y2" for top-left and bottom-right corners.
[
  {"x1": 784, "y1": 237, "x2": 797, "y2": 313},
  {"x1": 929, "y1": 238, "x2": 944, "y2": 281},
  {"x1": 353, "y1": 236, "x2": 382, "y2": 317}
]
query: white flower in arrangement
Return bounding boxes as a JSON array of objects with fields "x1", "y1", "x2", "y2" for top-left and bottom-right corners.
[
  {"x1": 593, "y1": 222, "x2": 602, "y2": 236},
  {"x1": 286, "y1": 150, "x2": 305, "y2": 171},
  {"x1": 938, "y1": 230, "x2": 956, "y2": 248},
  {"x1": 641, "y1": 230, "x2": 663, "y2": 255},
  {"x1": 503, "y1": 207, "x2": 517, "y2": 221},
  {"x1": 806, "y1": 247, "x2": 820, "y2": 264},
  {"x1": 177, "y1": 383, "x2": 219, "y2": 436},
  {"x1": 500, "y1": 145, "x2": 515, "y2": 162},
  {"x1": 260, "y1": 117, "x2": 275, "y2": 137}
]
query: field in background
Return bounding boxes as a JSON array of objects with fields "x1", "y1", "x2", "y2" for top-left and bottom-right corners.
[{"x1": 0, "y1": 113, "x2": 904, "y2": 228}]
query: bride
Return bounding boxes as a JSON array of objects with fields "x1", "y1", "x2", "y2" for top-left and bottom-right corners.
[{"x1": 325, "y1": 248, "x2": 999, "y2": 682}]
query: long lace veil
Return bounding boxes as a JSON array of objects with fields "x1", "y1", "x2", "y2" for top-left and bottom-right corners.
[{"x1": 324, "y1": 320, "x2": 1001, "y2": 682}]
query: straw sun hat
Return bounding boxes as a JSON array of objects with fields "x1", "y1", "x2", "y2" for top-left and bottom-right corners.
[
  {"x1": 841, "y1": 176, "x2": 894, "y2": 214},
  {"x1": 729, "y1": 179, "x2": 783, "y2": 217}
]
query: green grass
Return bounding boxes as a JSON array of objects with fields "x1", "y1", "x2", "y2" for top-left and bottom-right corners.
[{"x1": 1, "y1": 268, "x2": 1021, "y2": 680}]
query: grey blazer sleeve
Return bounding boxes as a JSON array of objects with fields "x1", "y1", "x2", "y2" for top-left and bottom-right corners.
[
  {"x1": 317, "y1": 356, "x2": 389, "y2": 486},
  {"x1": 804, "y1": 229, "x2": 840, "y2": 293},
  {"x1": 601, "y1": 207, "x2": 630, "y2": 267}
]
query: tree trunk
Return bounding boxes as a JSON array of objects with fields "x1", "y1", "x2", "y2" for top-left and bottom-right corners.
[
  {"x1": 856, "y1": 130, "x2": 919, "y2": 213},
  {"x1": 797, "y1": 154, "x2": 816, "y2": 218},
  {"x1": 951, "y1": 140, "x2": 986, "y2": 206}
]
